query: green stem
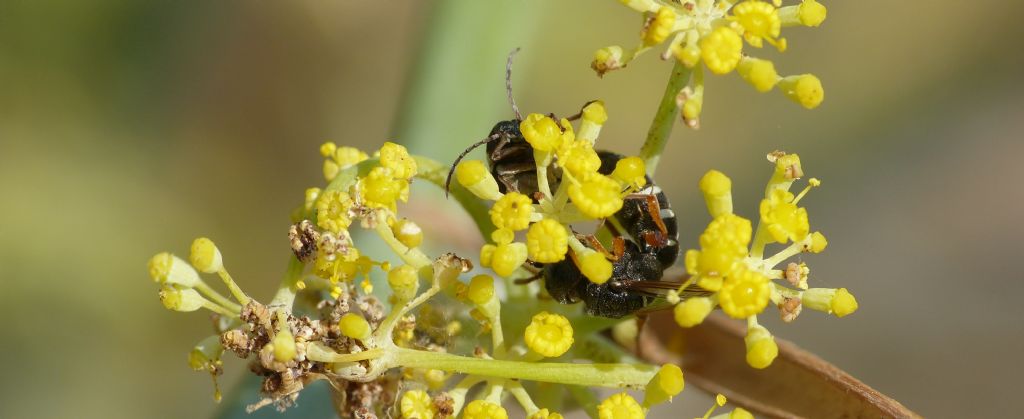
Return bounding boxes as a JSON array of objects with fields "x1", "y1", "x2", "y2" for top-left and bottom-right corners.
[
  {"x1": 194, "y1": 281, "x2": 242, "y2": 314},
  {"x1": 269, "y1": 257, "x2": 306, "y2": 309},
  {"x1": 393, "y1": 347, "x2": 657, "y2": 389},
  {"x1": 639, "y1": 60, "x2": 692, "y2": 175}
]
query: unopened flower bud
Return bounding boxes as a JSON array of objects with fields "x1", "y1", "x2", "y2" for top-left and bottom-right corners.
[
  {"x1": 159, "y1": 284, "x2": 205, "y2": 312},
  {"x1": 189, "y1": 237, "x2": 223, "y2": 273},
  {"x1": 149, "y1": 252, "x2": 200, "y2": 287}
]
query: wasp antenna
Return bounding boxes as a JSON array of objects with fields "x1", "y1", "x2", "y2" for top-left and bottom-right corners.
[
  {"x1": 444, "y1": 133, "x2": 501, "y2": 198},
  {"x1": 506, "y1": 47, "x2": 522, "y2": 121}
]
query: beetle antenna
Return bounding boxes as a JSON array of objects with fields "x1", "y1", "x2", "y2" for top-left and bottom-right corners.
[
  {"x1": 507, "y1": 47, "x2": 522, "y2": 121},
  {"x1": 444, "y1": 133, "x2": 501, "y2": 198}
]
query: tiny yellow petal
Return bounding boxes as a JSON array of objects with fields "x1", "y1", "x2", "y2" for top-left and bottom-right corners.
[
  {"x1": 597, "y1": 392, "x2": 645, "y2": 419},
  {"x1": 339, "y1": 313, "x2": 371, "y2": 340},
  {"x1": 524, "y1": 311, "x2": 575, "y2": 357}
]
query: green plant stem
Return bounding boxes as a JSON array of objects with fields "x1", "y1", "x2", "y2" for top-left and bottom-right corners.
[
  {"x1": 393, "y1": 347, "x2": 657, "y2": 389},
  {"x1": 639, "y1": 60, "x2": 693, "y2": 175}
]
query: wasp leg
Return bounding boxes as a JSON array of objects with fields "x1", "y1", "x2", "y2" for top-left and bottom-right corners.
[
  {"x1": 579, "y1": 234, "x2": 624, "y2": 261},
  {"x1": 624, "y1": 193, "x2": 671, "y2": 247},
  {"x1": 514, "y1": 270, "x2": 544, "y2": 285}
]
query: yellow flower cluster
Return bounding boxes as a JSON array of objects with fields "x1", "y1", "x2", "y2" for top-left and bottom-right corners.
[
  {"x1": 594, "y1": 0, "x2": 828, "y2": 127},
  {"x1": 674, "y1": 151, "x2": 857, "y2": 369},
  {"x1": 458, "y1": 102, "x2": 646, "y2": 284}
]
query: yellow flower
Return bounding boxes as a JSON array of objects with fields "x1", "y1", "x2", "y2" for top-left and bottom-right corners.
[
  {"x1": 359, "y1": 166, "x2": 408, "y2": 209},
  {"x1": 391, "y1": 218, "x2": 423, "y2": 249},
  {"x1": 557, "y1": 138, "x2": 602, "y2": 178},
  {"x1": 387, "y1": 265, "x2": 420, "y2": 301},
  {"x1": 592, "y1": 46, "x2": 625, "y2": 77},
  {"x1": 159, "y1": 284, "x2": 205, "y2": 312},
  {"x1": 272, "y1": 327, "x2": 296, "y2": 362},
  {"x1": 610, "y1": 156, "x2": 647, "y2": 189},
  {"x1": 148, "y1": 252, "x2": 200, "y2": 287},
  {"x1": 189, "y1": 237, "x2": 223, "y2": 273},
  {"x1": 744, "y1": 323, "x2": 778, "y2": 369},
  {"x1": 700, "y1": 27, "x2": 743, "y2": 75},
  {"x1": 339, "y1": 313, "x2": 372, "y2": 340},
  {"x1": 778, "y1": 74, "x2": 824, "y2": 109},
  {"x1": 463, "y1": 400, "x2": 508, "y2": 419},
  {"x1": 569, "y1": 174, "x2": 624, "y2": 219},
  {"x1": 490, "y1": 192, "x2": 534, "y2": 231},
  {"x1": 643, "y1": 6, "x2": 676, "y2": 46},
  {"x1": 781, "y1": 0, "x2": 827, "y2": 27},
  {"x1": 731, "y1": 1, "x2": 784, "y2": 50},
  {"x1": 524, "y1": 311, "x2": 574, "y2": 357},
  {"x1": 315, "y1": 189, "x2": 354, "y2": 233},
  {"x1": 526, "y1": 219, "x2": 569, "y2": 263},
  {"x1": 803, "y1": 287, "x2": 858, "y2": 317},
  {"x1": 520, "y1": 113, "x2": 563, "y2": 152},
  {"x1": 456, "y1": 159, "x2": 503, "y2": 201},
  {"x1": 597, "y1": 392, "x2": 645, "y2": 419},
  {"x1": 760, "y1": 189, "x2": 809, "y2": 244},
  {"x1": 489, "y1": 242, "x2": 528, "y2": 277},
  {"x1": 699, "y1": 170, "x2": 733, "y2": 217},
  {"x1": 467, "y1": 274, "x2": 496, "y2": 306},
  {"x1": 737, "y1": 56, "x2": 780, "y2": 92},
  {"x1": 674, "y1": 297, "x2": 714, "y2": 327},
  {"x1": 643, "y1": 364, "x2": 684, "y2": 407},
  {"x1": 400, "y1": 390, "x2": 436, "y2": 419},
  {"x1": 718, "y1": 269, "x2": 771, "y2": 319},
  {"x1": 379, "y1": 141, "x2": 417, "y2": 179}
]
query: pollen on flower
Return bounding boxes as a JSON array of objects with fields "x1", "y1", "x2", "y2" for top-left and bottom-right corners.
[
  {"x1": 490, "y1": 192, "x2": 534, "y2": 231},
  {"x1": 379, "y1": 141, "x2": 417, "y2": 179},
  {"x1": 315, "y1": 189, "x2": 354, "y2": 233},
  {"x1": 700, "y1": 27, "x2": 743, "y2": 75},
  {"x1": 463, "y1": 400, "x2": 508, "y2": 419},
  {"x1": 525, "y1": 311, "x2": 574, "y2": 357},
  {"x1": 718, "y1": 269, "x2": 771, "y2": 319},
  {"x1": 569, "y1": 174, "x2": 624, "y2": 219},
  {"x1": 526, "y1": 219, "x2": 569, "y2": 263},
  {"x1": 400, "y1": 390, "x2": 437, "y2": 419},
  {"x1": 597, "y1": 392, "x2": 645, "y2": 419}
]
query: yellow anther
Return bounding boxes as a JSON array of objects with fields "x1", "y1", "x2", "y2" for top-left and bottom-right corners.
[
  {"x1": 339, "y1": 313, "x2": 371, "y2": 340},
  {"x1": 592, "y1": 46, "x2": 625, "y2": 77},
  {"x1": 520, "y1": 113, "x2": 563, "y2": 152},
  {"x1": 745, "y1": 323, "x2": 778, "y2": 369},
  {"x1": 189, "y1": 237, "x2": 223, "y2": 273},
  {"x1": 611, "y1": 157, "x2": 647, "y2": 188},
  {"x1": 529, "y1": 409, "x2": 564, "y2": 419},
  {"x1": 490, "y1": 192, "x2": 534, "y2": 231},
  {"x1": 737, "y1": 56, "x2": 780, "y2": 92},
  {"x1": 831, "y1": 288, "x2": 858, "y2": 317},
  {"x1": 808, "y1": 231, "x2": 828, "y2": 253},
  {"x1": 700, "y1": 27, "x2": 743, "y2": 75},
  {"x1": 524, "y1": 311, "x2": 575, "y2": 357},
  {"x1": 456, "y1": 159, "x2": 503, "y2": 201},
  {"x1": 699, "y1": 169, "x2": 733, "y2": 217},
  {"x1": 674, "y1": 41, "x2": 702, "y2": 68},
  {"x1": 334, "y1": 146, "x2": 368, "y2": 169},
  {"x1": 388, "y1": 265, "x2": 420, "y2": 301},
  {"x1": 643, "y1": 364, "x2": 684, "y2": 407},
  {"x1": 778, "y1": 74, "x2": 824, "y2": 109},
  {"x1": 400, "y1": 390, "x2": 437, "y2": 419},
  {"x1": 527, "y1": 219, "x2": 569, "y2": 263},
  {"x1": 718, "y1": 269, "x2": 771, "y2": 319},
  {"x1": 578, "y1": 250, "x2": 613, "y2": 284},
  {"x1": 480, "y1": 244, "x2": 496, "y2": 267},
  {"x1": 597, "y1": 392, "x2": 645, "y2": 419},
  {"x1": 463, "y1": 400, "x2": 508, "y2": 419},
  {"x1": 149, "y1": 252, "x2": 200, "y2": 287},
  {"x1": 674, "y1": 297, "x2": 714, "y2": 327},
  {"x1": 569, "y1": 174, "x2": 624, "y2": 219},
  {"x1": 643, "y1": 7, "x2": 676, "y2": 46},
  {"x1": 489, "y1": 242, "x2": 528, "y2": 278},
  {"x1": 315, "y1": 189, "x2": 354, "y2": 234},
  {"x1": 379, "y1": 141, "x2": 417, "y2": 179},
  {"x1": 159, "y1": 284, "x2": 205, "y2": 312},
  {"x1": 272, "y1": 327, "x2": 296, "y2": 362}
]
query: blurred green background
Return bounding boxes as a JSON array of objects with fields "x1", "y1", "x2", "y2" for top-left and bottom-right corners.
[{"x1": 2, "y1": 1, "x2": 1021, "y2": 418}]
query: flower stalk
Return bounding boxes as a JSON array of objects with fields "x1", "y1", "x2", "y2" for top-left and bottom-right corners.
[{"x1": 640, "y1": 60, "x2": 692, "y2": 174}]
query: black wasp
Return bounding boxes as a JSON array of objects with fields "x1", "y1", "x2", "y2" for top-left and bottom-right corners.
[{"x1": 444, "y1": 49, "x2": 689, "y2": 319}]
